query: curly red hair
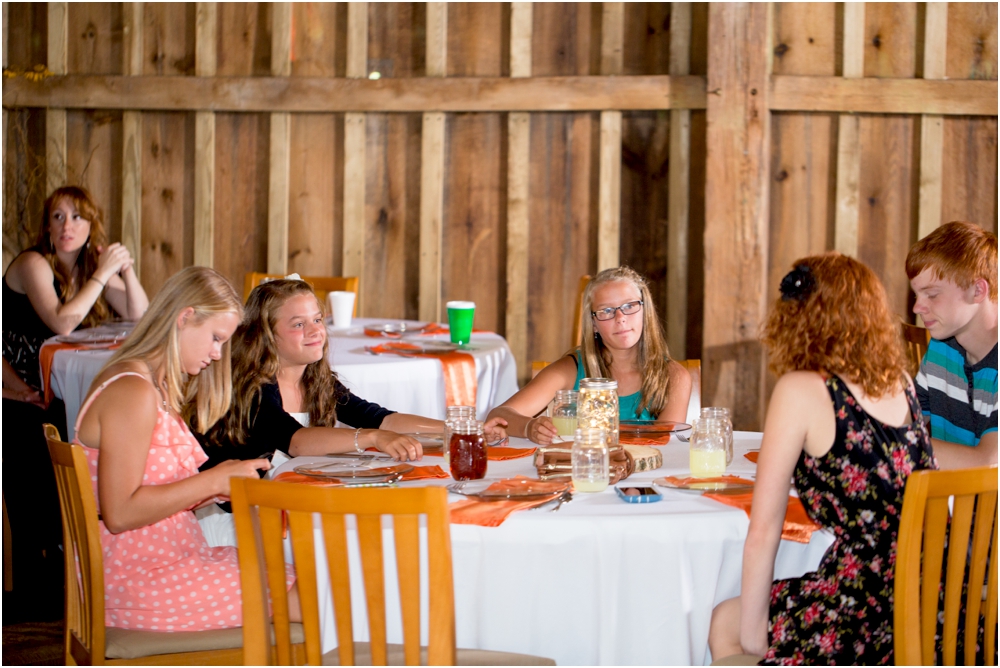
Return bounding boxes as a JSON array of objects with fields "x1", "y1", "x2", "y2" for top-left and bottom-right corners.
[{"x1": 762, "y1": 252, "x2": 908, "y2": 398}]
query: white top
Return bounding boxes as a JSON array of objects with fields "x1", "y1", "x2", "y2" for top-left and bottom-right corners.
[{"x1": 289, "y1": 411, "x2": 310, "y2": 427}]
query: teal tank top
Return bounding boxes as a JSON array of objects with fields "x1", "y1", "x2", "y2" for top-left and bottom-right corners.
[{"x1": 571, "y1": 350, "x2": 653, "y2": 421}]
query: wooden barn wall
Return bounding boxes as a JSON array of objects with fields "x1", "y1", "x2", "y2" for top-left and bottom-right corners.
[{"x1": 3, "y1": 2, "x2": 997, "y2": 429}]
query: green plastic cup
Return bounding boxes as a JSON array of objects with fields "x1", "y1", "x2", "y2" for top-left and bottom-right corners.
[{"x1": 446, "y1": 301, "x2": 476, "y2": 345}]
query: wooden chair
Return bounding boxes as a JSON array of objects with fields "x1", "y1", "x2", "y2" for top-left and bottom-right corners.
[
  {"x1": 231, "y1": 478, "x2": 555, "y2": 666},
  {"x1": 44, "y1": 424, "x2": 285, "y2": 665},
  {"x1": 894, "y1": 466, "x2": 998, "y2": 666},
  {"x1": 901, "y1": 321, "x2": 931, "y2": 378},
  {"x1": 243, "y1": 272, "x2": 360, "y2": 315},
  {"x1": 678, "y1": 359, "x2": 701, "y2": 426}
]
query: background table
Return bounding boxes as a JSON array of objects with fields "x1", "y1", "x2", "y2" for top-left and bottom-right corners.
[
  {"x1": 48, "y1": 318, "x2": 518, "y2": 439},
  {"x1": 259, "y1": 432, "x2": 833, "y2": 666}
]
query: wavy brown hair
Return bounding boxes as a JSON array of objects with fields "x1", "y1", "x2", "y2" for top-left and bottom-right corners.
[
  {"x1": 579, "y1": 266, "x2": 674, "y2": 419},
  {"x1": 103, "y1": 266, "x2": 241, "y2": 430},
  {"x1": 37, "y1": 186, "x2": 110, "y2": 327},
  {"x1": 762, "y1": 252, "x2": 908, "y2": 398},
  {"x1": 220, "y1": 279, "x2": 343, "y2": 446}
]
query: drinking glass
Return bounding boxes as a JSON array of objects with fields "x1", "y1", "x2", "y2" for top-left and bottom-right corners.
[
  {"x1": 443, "y1": 405, "x2": 476, "y2": 467},
  {"x1": 700, "y1": 407, "x2": 734, "y2": 465},
  {"x1": 689, "y1": 417, "x2": 727, "y2": 478},
  {"x1": 449, "y1": 419, "x2": 487, "y2": 481},
  {"x1": 550, "y1": 390, "x2": 578, "y2": 441},
  {"x1": 446, "y1": 301, "x2": 476, "y2": 345},
  {"x1": 572, "y1": 427, "x2": 609, "y2": 493}
]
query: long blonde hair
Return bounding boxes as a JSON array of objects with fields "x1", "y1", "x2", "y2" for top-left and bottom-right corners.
[
  {"x1": 579, "y1": 266, "x2": 674, "y2": 419},
  {"x1": 101, "y1": 266, "x2": 242, "y2": 430},
  {"x1": 217, "y1": 279, "x2": 344, "y2": 447}
]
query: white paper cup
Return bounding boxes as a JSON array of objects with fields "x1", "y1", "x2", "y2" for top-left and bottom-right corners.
[{"x1": 327, "y1": 291, "x2": 356, "y2": 329}]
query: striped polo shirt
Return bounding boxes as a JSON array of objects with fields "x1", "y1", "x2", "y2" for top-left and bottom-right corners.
[{"x1": 915, "y1": 337, "x2": 998, "y2": 446}]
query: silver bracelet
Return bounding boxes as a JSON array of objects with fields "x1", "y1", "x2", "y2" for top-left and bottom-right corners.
[{"x1": 353, "y1": 428, "x2": 364, "y2": 454}]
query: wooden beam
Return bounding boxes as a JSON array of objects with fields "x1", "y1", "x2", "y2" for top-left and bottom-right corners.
[
  {"x1": 918, "y1": 2, "x2": 948, "y2": 240},
  {"x1": 597, "y1": 2, "x2": 624, "y2": 272},
  {"x1": 833, "y1": 2, "x2": 865, "y2": 258},
  {"x1": 506, "y1": 2, "x2": 532, "y2": 383},
  {"x1": 268, "y1": 2, "x2": 292, "y2": 274},
  {"x1": 770, "y1": 76, "x2": 995, "y2": 116},
  {"x1": 193, "y1": 2, "x2": 217, "y2": 267},
  {"x1": 419, "y1": 2, "x2": 448, "y2": 323},
  {"x1": 121, "y1": 2, "x2": 143, "y2": 277},
  {"x1": 2, "y1": 74, "x2": 710, "y2": 113},
  {"x1": 667, "y1": 1, "x2": 692, "y2": 359},
  {"x1": 703, "y1": 2, "x2": 771, "y2": 431},
  {"x1": 45, "y1": 2, "x2": 68, "y2": 196},
  {"x1": 342, "y1": 2, "x2": 368, "y2": 312}
]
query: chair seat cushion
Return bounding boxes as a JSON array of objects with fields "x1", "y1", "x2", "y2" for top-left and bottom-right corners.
[
  {"x1": 322, "y1": 643, "x2": 556, "y2": 666},
  {"x1": 105, "y1": 622, "x2": 305, "y2": 660}
]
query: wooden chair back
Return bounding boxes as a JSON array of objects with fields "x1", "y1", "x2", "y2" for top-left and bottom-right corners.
[
  {"x1": 901, "y1": 321, "x2": 931, "y2": 378},
  {"x1": 243, "y1": 273, "x2": 360, "y2": 314},
  {"x1": 231, "y1": 479, "x2": 456, "y2": 666},
  {"x1": 678, "y1": 359, "x2": 701, "y2": 425},
  {"x1": 894, "y1": 466, "x2": 998, "y2": 666},
  {"x1": 571, "y1": 275, "x2": 592, "y2": 348},
  {"x1": 45, "y1": 423, "x2": 107, "y2": 666}
]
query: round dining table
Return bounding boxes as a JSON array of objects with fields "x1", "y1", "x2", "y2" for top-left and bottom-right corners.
[
  {"x1": 199, "y1": 432, "x2": 833, "y2": 666},
  {"x1": 47, "y1": 318, "x2": 518, "y2": 439}
]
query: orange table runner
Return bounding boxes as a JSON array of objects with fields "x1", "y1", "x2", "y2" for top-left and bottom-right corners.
[
  {"x1": 39, "y1": 340, "x2": 122, "y2": 405},
  {"x1": 366, "y1": 446, "x2": 536, "y2": 461},
  {"x1": 365, "y1": 342, "x2": 476, "y2": 408},
  {"x1": 449, "y1": 476, "x2": 569, "y2": 527},
  {"x1": 658, "y1": 475, "x2": 820, "y2": 544}
]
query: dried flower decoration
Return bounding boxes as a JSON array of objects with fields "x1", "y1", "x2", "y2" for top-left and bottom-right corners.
[{"x1": 779, "y1": 264, "x2": 816, "y2": 302}]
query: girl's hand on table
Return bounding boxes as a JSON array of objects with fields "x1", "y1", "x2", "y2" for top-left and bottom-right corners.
[
  {"x1": 525, "y1": 416, "x2": 559, "y2": 445},
  {"x1": 370, "y1": 430, "x2": 423, "y2": 462},
  {"x1": 205, "y1": 458, "x2": 271, "y2": 496},
  {"x1": 484, "y1": 416, "x2": 508, "y2": 442}
]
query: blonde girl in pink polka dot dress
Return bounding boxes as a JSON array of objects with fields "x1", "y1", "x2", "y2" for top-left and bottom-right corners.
[{"x1": 73, "y1": 267, "x2": 297, "y2": 631}]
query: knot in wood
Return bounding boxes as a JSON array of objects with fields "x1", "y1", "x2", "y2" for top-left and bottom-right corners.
[{"x1": 773, "y1": 43, "x2": 790, "y2": 58}]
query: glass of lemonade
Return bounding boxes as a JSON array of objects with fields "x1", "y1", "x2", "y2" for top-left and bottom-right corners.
[
  {"x1": 689, "y1": 418, "x2": 727, "y2": 478},
  {"x1": 550, "y1": 390, "x2": 578, "y2": 440},
  {"x1": 572, "y1": 427, "x2": 609, "y2": 492}
]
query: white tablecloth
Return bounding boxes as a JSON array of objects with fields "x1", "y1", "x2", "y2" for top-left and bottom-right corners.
[
  {"x1": 48, "y1": 319, "x2": 519, "y2": 439},
  {"x1": 202, "y1": 432, "x2": 832, "y2": 665}
]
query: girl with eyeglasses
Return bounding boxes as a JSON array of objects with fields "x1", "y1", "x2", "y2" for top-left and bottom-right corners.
[{"x1": 487, "y1": 266, "x2": 692, "y2": 444}]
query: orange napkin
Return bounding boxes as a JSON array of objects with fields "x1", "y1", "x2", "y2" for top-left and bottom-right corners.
[
  {"x1": 365, "y1": 342, "x2": 477, "y2": 408},
  {"x1": 486, "y1": 446, "x2": 536, "y2": 461},
  {"x1": 449, "y1": 476, "x2": 569, "y2": 527},
  {"x1": 273, "y1": 465, "x2": 448, "y2": 487},
  {"x1": 744, "y1": 451, "x2": 759, "y2": 463},
  {"x1": 620, "y1": 434, "x2": 672, "y2": 446},
  {"x1": 39, "y1": 340, "x2": 123, "y2": 404},
  {"x1": 658, "y1": 475, "x2": 753, "y2": 488},
  {"x1": 702, "y1": 490, "x2": 820, "y2": 544}
]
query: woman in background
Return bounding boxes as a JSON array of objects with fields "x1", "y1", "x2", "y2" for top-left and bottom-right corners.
[
  {"x1": 708, "y1": 253, "x2": 934, "y2": 664},
  {"x1": 487, "y1": 266, "x2": 690, "y2": 444}
]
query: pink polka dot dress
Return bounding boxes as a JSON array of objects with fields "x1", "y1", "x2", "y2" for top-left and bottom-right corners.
[{"x1": 75, "y1": 372, "x2": 294, "y2": 631}]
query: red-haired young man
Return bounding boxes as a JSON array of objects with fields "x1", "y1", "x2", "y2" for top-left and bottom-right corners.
[{"x1": 906, "y1": 221, "x2": 998, "y2": 469}]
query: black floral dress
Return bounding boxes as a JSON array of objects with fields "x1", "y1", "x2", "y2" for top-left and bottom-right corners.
[{"x1": 762, "y1": 376, "x2": 935, "y2": 665}]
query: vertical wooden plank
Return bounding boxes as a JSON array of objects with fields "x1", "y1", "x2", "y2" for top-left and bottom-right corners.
[
  {"x1": 598, "y1": 2, "x2": 624, "y2": 271},
  {"x1": 506, "y1": 2, "x2": 531, "y2": 382},
  {"x1": 833, "y1": 2, "x2": 865, "y2": 258},
  {"x1": 288, "y1": 3, "x2": 344, "y2": 279},
  {"x1": 941, "y1": 2, "x2": 998, "y2": 231},
  {"x1": 703, "y1": 2, "x2": 771, "y2": 430},
  {"x1": 2, "y1": 1, "x2": 8, "y2": 271},
  {"x1": 268, "y1": 2, "x2": 292, "y2": 274},
  {"x1": 193, "y1": 2, "x2": 216, "y2": 268},
  {"x1": 667, "y1": 2, "x2": 692, "y2": 358},
  {"x1": 343, "y1": 2, "x2": 368, "y2": 312},
  {"x1": 46, "y1": 2, "x2": 68, "y2": 196},
  {"x1": 121, "y1": 2, "x2": 143, "y2": 277},
  {"x1": 857, "y1": 3, "x2": 919, "y2": 317},
  {"x1": 917, "y1": 3, "x2": 948, "y2": 239},
  {"x1": 419, "y1": 2, "x2": 448, "y2": 323}
]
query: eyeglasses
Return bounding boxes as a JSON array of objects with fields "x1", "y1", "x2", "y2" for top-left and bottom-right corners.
[{"x1": 591, "y1": 300, "x2": 643, "y2": 321}]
